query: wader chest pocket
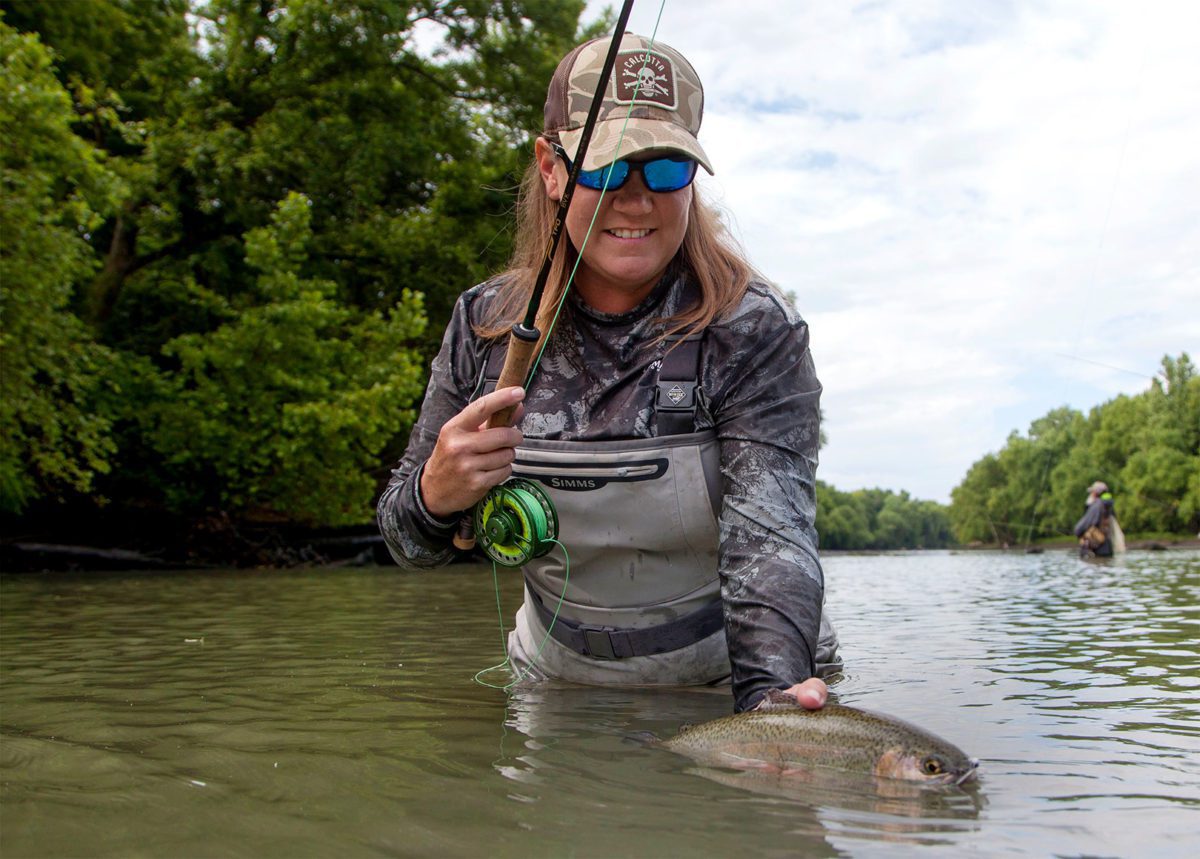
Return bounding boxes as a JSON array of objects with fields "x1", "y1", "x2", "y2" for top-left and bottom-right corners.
[{"x1": 514, "y1": 458, "x2": 667, "y2": 490}]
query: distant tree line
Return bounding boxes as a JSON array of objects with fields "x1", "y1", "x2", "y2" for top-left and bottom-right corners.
[
  {"x1": 948, "y1": 354, "x2": 1200, "y2": 545},
  {"x1": 815, "y1": 483, "x2": 954, "y2": 551}
]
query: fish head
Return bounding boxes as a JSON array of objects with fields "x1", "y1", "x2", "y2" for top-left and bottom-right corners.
[{"x1": 875, "y1": 746, "x2": 980, "y2": 785}]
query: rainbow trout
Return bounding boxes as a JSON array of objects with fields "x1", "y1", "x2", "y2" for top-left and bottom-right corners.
[{"x1": 659, "y1": 692, "x2": 979, "y2": 786}]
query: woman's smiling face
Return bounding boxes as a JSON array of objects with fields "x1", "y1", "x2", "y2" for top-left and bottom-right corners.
[{"x1": 537, "y1": 138, "x2": 691, "y2": 314}]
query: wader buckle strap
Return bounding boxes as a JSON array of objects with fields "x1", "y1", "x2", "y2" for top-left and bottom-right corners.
[
  {"x1": 526, "y1": 581, "x2": 724, "y2": 660},
  {"x1": 656, "y1": 333, "x2": 703, "y2": 436},
  {"x1": 476, "y1": 339, "x2": 509, "y2": 400}
]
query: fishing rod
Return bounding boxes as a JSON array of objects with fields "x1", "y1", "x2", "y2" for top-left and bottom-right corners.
[
  {"x1": 1052, "y1": 352, "x2": 1164, "y2": 381},
  {"x1": 1018, "y1": 42, "x2": 1148, "y2": 552},
  {"x1": 454, "y1": 0, "x2": 639, "y2": 557}
]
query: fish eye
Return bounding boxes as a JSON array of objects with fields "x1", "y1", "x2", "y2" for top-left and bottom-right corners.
[{"x1": 922, "y1": 757, "x2": 944, "y2": 775}]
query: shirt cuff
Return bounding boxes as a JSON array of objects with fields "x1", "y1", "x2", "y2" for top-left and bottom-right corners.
[{"x1": 411, "y1": 463, "x2": 462, "y2": 535}]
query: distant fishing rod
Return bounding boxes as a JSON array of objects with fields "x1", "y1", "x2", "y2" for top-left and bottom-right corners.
[
  {"x1": 1019, "y1": 39, "x2": 1148, "y2": 550},
  {"x1": 453, "y1": 0, "x2": 638, "y2": 552},
  {"x1": 1052, "y1": 353, "x2": 1163, "y2": 381}
]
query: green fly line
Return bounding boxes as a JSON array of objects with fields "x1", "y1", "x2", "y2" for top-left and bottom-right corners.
[
  {"x1": 474, "y1": 2, "x2": 668, "y2": 689},
  {"x1": 524, "y1": 2, "x2": 670, "y2": 388},
  {"x1": 473, "y1": 540, "x2": 571, "y2": 691}
]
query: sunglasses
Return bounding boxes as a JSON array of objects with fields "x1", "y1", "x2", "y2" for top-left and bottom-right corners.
[{"x1": 552, "y1": 143, "x2": 698, "y2": 193}]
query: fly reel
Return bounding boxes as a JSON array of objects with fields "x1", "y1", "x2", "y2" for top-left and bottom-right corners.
[{"x1": 474, "y1": 478, "x2": 558, "y2": 567}]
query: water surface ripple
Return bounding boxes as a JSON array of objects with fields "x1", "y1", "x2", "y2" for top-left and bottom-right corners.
[{"x1": 2, "y1": 550, "x2": 1197, "y2": 857}]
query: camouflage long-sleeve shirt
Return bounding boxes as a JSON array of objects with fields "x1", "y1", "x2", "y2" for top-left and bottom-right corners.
[{"x1": 377, "y1": 268, "x2": 825, "y2": 711}]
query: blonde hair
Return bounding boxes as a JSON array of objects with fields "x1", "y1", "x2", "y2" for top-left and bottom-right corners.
[{"x1": 475, "y1": 140, "x2": 758, "y2": 348}]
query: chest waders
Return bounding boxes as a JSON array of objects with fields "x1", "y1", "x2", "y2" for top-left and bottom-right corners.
[{"x1": 475, "y1": 336, "x2": 839, "y2": 687}]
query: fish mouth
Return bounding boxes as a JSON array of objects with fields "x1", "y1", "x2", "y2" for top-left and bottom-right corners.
[
  {"x1": 952, "y1": 759, "x2": 981, "y2": 786},
  {"x1": 923, "y1": 759, "x2": 979, "y2": 787}
]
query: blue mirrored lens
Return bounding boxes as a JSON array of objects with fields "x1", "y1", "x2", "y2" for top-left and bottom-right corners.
[
  {"x1": 642, "y1": 158, "x2": 698, "y2": 191},
  {"x1": 575, "y1": 157, "x2": 696, "y2": 192},
  {"x1": 578, "y1": 161, "x2": 629, "y2": 190}
]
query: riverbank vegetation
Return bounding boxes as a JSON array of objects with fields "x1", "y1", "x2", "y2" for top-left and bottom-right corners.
[
  {"x1": 816, "y1": 484, "x2": 954, "y2": 550},
  {"x1": 2, "y1": 1, "x2": 592, "y2": 536}
]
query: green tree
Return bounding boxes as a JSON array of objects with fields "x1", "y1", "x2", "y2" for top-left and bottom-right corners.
[
  {"x1": 949, "y1": 353, "x2": 1200, "y2": 541},
  {"x1": 147, "y1": 193, "x2": 427, "y2": 525},
  {"x1": 913, "y1": 498, "x2": 956, "y2": 548},
  {"x1": 0, "y1": 22, "x2": 122, "y2": 511},
  {"x1": 1, "y1": 0, "x2": 198, "y2": 325},
  {"x1": 816, "y1": 483, "x2": 869, "y2": 550},
  {"x1": 816, "y1": 482, "x2": 953, "y2": 550},
  {"x1": 3, "y1": 2, "x2": 591, "y2": 536},
  {"x1": 1117, "y1": 354, "x2": 1200, "y2": 532},
  {"x1": 949, "y1": 453, "x2": 1006, "y2": 544},
  {"x1": 84, "y1": 0, "x2": 589, "y2": 348}
]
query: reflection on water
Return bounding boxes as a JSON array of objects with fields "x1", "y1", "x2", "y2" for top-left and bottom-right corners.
[
  {"x1": 500, "y1": 682, "x2": 984, "y2": 852},
  {"x1": 1, "y1": 550, "x2": 1197, "y2": 857}
]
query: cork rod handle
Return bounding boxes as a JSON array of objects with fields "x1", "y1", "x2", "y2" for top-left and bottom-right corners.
[{"x1": 451, "y1": 330, "x2": 539, "y2": 550}]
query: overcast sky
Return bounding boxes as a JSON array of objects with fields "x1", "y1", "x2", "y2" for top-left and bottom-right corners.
[{"x1": 582, "y1": 0, "x2": 1199, "y2": 502}]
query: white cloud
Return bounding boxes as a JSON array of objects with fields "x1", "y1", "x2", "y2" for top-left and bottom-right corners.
[{"x1": 585, "y1": 0, "x2": 1200, "y2": 501}]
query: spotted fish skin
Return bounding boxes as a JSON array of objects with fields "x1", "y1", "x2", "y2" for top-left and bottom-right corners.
[{"x1": 661, "y1": 701, "x2": 978, "y2": 785}]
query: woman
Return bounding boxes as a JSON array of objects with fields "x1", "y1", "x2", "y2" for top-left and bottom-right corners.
[{"x1": 378, "y1": 32, "x2": 840, "y2": 712}]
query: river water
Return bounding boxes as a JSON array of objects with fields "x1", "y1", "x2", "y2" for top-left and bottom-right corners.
[{"x1": 2, "y1": 549, "x2": 1197, "y2": 857}]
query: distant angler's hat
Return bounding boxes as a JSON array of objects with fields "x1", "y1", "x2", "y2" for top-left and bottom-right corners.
[
  {"x1": 544, "y1": 32, "x2": 713, "y2": 174},
  {"x1": 1087, "y1": 481, "x2": 1109, "y2": 495}
]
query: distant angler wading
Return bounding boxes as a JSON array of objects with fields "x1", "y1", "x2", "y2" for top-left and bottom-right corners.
[
  {"x1": 1073, "y1": 480, "x2": 1125, "y2": 558},
  {"x1": 377, "y1": 13, "x2": 841, "y2": 713}
]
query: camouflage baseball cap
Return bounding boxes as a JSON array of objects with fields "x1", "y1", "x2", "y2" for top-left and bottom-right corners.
[{"x1": 545, "y1": 32, "x2": 713, "y2": 175}]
